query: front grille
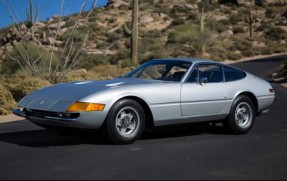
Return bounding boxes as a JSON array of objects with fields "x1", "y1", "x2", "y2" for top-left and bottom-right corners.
[{"x1": 24, "y1": 109, "x2": 80, "y2": 119}]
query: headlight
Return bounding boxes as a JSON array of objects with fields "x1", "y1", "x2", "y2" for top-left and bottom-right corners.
[{"x1": 66, "y1": 102, "x2": 105, "y2": 112}]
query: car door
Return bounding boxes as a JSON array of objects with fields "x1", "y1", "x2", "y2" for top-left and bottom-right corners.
[{"x1": 181, "y1": 63, "x2": 227, "y2": 117}]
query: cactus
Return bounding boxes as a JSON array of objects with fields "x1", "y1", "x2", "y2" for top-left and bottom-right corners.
[
  {"x1": 246, "y1": 5, "x2": 255, "y2": 37},
  {"x1": 123, "y1": 0, "x2": 138, "y2": 64},
  {"x1": 26, "y1": 0, "x2": 39, "y2": 38},
  {"x1": 199, "y1": 8, "x2": 207, "y2": 33},
  {"x1": 26, "y1": 0, "x2": 39, "y2": 25},
  {"x1": 198, "y1": 8, "x2": 208, "y2": 55}
]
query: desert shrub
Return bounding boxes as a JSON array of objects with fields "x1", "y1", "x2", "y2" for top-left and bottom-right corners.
[
  {"x1": 278, "y1": 60, "x2": 287, "y2": 78},
  {"x1": 186, "y1": 12, "x2": 198, "y2": 21},
  {"x1": 209, "y1": 45, "x2": 229, "y2": 61},
  {"x1": 89, "y1": 64, "x2": 133, "y2": 80},
  {"x1": 106, "y1": 32, "x2": 121, "y2": 43},
  {"x1": 168, "y1": 24, "x2": 216, "y2": 55},
  {"x1": 97, "y1": 41, "x2": 110, "y2": 49},
  {"x1": 140, "y1": 45, "x2": 169, "y2": 63},
  {"x1": 233, "y1": 26, "x2": 245, "y2": 34},
  {"x1": 170, "y1": 18, "x2": 185, "y2": 26},
  {"x1": 206, "y1": 18, "x2": 227, "y2": 33},
  {"x1": 60, "y1": 29, "x2": 88, "y2": 42},
  {"x1": 231, "y1": 38, "x2": 252, "y2": 52},
  {"x1": 242, "y1": 50, "x2": 256, "y2": 57},
  {"x1": 0, "y1": 84, "x2": 16, "y2": 115},
  {"x1": 198, "y1": 0, "x2": 220, "y2": 11},
  {"x1": 256, "y1": 21, "x2": 270, "y2": 32},
  {"x1": 62, "y1": 69, "x2": 99, "y2": 82},
  {"x1": 219, "y1": 19, "x2": 231, "y2": 26},
  {"x1": 227, "y1": 53, "x2": 242, "y2": 60},
  {"x1": 108, "y1": 17, "x2": 117, "y2": 24},
  {"x1": 77, "y1": 54, "x2": 109, "y2": 70},
  {"x1": 265, "y1": 27, "x2": 286, "y2": 41},
  {"x1": 1, "y1": 42, "x2": 59, "y2": 75},
  {"x1": 109, "y1": 49, "x2": 130, "y2": 64},
  {"x1": 9, "y1": 77, "x2": 51, "y2": 102},
  {"x1": 142, "y1": 30, "x2": 162, "y2": 39},
  {"x1": 230, "y1": 13, "x2": 243, "y2": 25}
]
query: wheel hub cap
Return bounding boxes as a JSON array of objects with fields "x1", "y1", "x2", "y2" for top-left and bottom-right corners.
[
  {"x1": 115, "y1": 107, "x2": 140, "y2": 137},
  {"x1": 235, "y1": 102, "x2": 252, "y2": 128}
]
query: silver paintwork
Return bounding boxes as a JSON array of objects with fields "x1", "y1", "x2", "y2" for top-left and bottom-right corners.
[{"x1": 14, "y1": 58, "x2": 275, "y2": 129}]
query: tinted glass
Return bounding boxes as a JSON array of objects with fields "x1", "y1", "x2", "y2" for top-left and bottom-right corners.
[
  {"x1": 187, "y1": 64, "x2": 223, "y2": 83},
  {"x1": 224, "y1": 66, "x2": 244, "y2": 82},
  {"x1": 125, "y1": 60, "x2": 192, "y2": 82}
]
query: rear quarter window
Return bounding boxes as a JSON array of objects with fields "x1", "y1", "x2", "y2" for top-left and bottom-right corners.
[{"x1": 224, "y1": 66, "x2": 246, "y2": 82}]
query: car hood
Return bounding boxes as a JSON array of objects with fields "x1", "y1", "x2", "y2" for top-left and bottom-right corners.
[
  {"x1": 18, "y1": 78, "x2": 157, "y2": 111},
  {"x1": 26, "y1": 78, "x2": 156, "y2": 101}
]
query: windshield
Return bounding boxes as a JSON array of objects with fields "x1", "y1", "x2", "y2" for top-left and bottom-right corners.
[{"x1": 124, "y1": 60, "x2": 192, "y2": 82}]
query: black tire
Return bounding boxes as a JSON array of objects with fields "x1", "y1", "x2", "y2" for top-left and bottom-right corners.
[
  {"x1": 103, "y1": 99, "x2": 145, "y2": 144},
  {"x1": 224, "y1": 95, "x2": 256, "y2": 134}
]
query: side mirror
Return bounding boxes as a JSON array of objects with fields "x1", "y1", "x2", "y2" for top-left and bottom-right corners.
[{"x1": 200, "y1": 77, "x2": 208, "y2": 84}]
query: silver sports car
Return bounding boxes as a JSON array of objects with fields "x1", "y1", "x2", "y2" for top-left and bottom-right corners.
[{"x1": 13, "y1": 58, "x2": 275, "y2": 144}]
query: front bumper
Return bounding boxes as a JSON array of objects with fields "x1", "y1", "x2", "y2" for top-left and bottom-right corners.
[{"x1": 12, "y1": 108, "x2": 107, "y2": 129}]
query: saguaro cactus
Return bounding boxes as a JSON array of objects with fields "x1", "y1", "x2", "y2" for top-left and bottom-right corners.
[
  {"x1": 246, "y1": 5, "x2": 255, "y2": 37},
  {"x1": 26, "y1": 0, "x2": 39, "y2": 25},
  {"x1": 198, "y1": 8, "x2": 208, "y2": 55},
  {"x1": 123, "y1": 0, "x2": 138, "y2": 64},
  {"x1": 26, "y1": 0, "x2": 39, "y2": 38}
]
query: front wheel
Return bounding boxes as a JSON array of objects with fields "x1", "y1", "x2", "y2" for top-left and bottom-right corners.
[
  {"x1": 224, "y1": 95, "x2": 256, "y2": 134},
  {"x1": 103, "y1": 99, "x2": 145, "y2": 144}
]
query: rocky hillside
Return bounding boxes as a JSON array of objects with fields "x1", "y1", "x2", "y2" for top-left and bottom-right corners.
[{"x1": 0, "y1": 0, "x2": 287, "y2": 71}]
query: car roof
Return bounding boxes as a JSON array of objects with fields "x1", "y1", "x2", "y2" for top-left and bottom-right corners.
[{"x1": 152, "y1": 58, "x2": 219, "y2": 64}]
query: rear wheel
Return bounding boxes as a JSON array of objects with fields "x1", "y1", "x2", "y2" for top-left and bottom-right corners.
[
  {"x1": 103, "y1": 99, "x2": 145, "y2": 144},
  {"x1": 224, "y1": 95, "x2": 255, "y2": 134}
]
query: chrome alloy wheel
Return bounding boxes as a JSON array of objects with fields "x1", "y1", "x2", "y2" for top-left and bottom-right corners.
[
  {"x1": 235, "y1": 102, "x2": 253, "y2": 129},
  {"x1": 115, "y1": 107, "x2": 140, "y2": 137}
]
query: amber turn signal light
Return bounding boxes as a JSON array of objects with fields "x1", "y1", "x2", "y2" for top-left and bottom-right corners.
[{"x1": 66, "y1": 102, "x2": 105, "y2": 112}]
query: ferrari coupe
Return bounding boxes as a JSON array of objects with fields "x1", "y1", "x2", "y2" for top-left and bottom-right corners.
[{"x1": 13, "y1": 58, "x2": 275, "y2": 144}]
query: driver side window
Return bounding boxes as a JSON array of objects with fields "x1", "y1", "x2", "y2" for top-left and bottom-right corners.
[{"x1": 187, "y1": 64, "x2": 223, "y2": 83}]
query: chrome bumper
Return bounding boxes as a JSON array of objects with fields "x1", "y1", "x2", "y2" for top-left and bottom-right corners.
[{"x1": 12, "y1": 109, "x2": 77, "y2": 122}]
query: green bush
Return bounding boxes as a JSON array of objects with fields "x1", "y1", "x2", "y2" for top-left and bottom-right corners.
[
  {"x1": 1, "y1": 42, "x2": 59, "y2": 75},
  {"x1": 206, "y1": 18, "x2": 227, "y2": 33},
  {"x1": 265, "y1": 27, "x2": 286, "y2": 41},
  {"x1": 227, "y1": 53, "x2": 242, "y2": 60},
  {"x1": 0, "y1": 84, "x2": 16, "y2": 115},
  {"x1": 60, "y1": 29, "x2": 88, "y2": 42},
  {"x1": 106, "y1": 32, "x2": 121, "y2": 43},
  {"x1": 231, "y1": 38, "x2": 252, "y2": 52},
  {"x1": 233, "y1": 26, "x2": 245, "y2": 34},
  {"x1": 9, "y1": 77, "x2": 50, "y2": 102},
  {"x1": 109, "y1": 49, "x2": 130, "y2": 64},
  {"x1": 230, "y1": 13, "x2": 243, "y2": 25},
  {"x1": 168, "y1": 24, "x2": 215, "y2": 55},
  {"x1": 77, "y1": 54, "x2": 109, "y2": 70},
  {"x1": 278, "y1": 60, "x2": 287, "y2": 78},
  {"x1": 198, "y1": 0, "x2": 220, "y2": 11}
]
